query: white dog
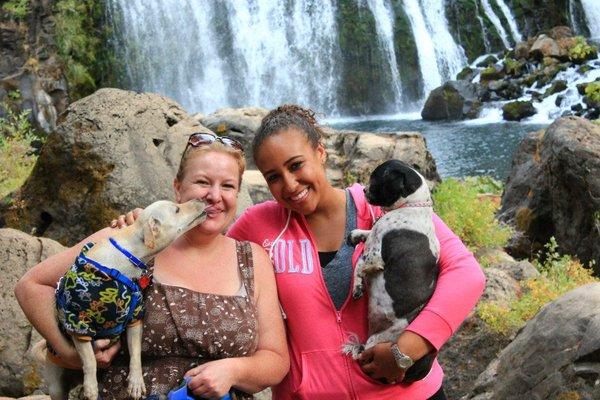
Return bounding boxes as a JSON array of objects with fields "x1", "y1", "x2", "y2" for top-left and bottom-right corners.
[
  {"x1": 343, "y1": 160, "x2": 439, "y2": 382},
  {"x1": 41, "y1": 199, "x2": 207, "y2": 400}
]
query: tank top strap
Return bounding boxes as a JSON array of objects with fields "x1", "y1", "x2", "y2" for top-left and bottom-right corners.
[{"x1": 235, "y1": 240, "x2": 255, "y2": 299}]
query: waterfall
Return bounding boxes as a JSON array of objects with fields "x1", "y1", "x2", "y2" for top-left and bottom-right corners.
[
  {"x1": 401, "y1": 0, "x2": 466, "y2": 97},
  {"x1": 402, "y1": 0, "x2": 441, "y2": 95},
  {"x1": 581, "y1": 0, "x2": 600, "y2": 40},
  {"x1": 107, "y1": 0, "x2": 340, "y2": 114},
  {"x1": 420, "y1": 0, "x2": 467, "y2": 82},
  {"x1": 480, "y1": 0, "x2": 511, "y2": 48},
  {"x1": 364, "y1": 0, "x2": 403, "y2": 109},
  {"x1": 106, "y1": 0, "x2": 473, "y2": 116},
  {"x1": 494, "y1": 0, "x2": 522, "y2": 43},
  {"x1": 475, "y1": 0, "x2": 492, "y2": 54}
]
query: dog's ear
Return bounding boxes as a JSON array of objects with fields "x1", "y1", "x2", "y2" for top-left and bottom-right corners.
[{"x1": 143, "y1": 217, "x2": 161, "y2": 249}]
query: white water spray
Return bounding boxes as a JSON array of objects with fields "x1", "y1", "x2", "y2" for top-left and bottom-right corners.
[
  {"x1": 581, "y1": 0, "x2": 600, "y2": 40},
  {"x1": 480, "y1": 0, "x2": 511, "y2": 48},
  {"x1": 495, "y1": 0, "x2": 522, "y2": 43}
]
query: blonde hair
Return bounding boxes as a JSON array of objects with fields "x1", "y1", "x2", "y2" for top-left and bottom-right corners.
[{"x1": 176, "y1": 142, "x2": 246, "y2": 186}]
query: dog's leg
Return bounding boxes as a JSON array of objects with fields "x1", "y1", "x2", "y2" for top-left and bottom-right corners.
[
  {"x1": 72, "y1": 339, "x2": 98, "y2": 400},
  {"x1": 126, "y1": 323, "x2": 146, "y2": 399},
  {"x1": 352, "y1": 252, "x2": 384, "y2": 299},
  {"x1": 45, "y1": 360, "x2": 69, "y2": 400},
  {"x1": 348, "y1": 229, "x2": 371, "y2": 246},
  {"x1": 363, "y1": 318, "x2": 408, "y2": 353}
]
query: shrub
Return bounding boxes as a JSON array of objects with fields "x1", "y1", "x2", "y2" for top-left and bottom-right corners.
[
  {"x1": 2, "y1": 0, "x2": 30, "y2": 20},
  {"x1": 432, "y1": 177, "x2": 512, "y2": 250},
  {"x1": 478, "y1": 237, "x2": 598, "y2": 336},
  {"x1": 584, "y1": 82, "x2": 600, "y2": 105},
  {"x1": 569, "y1": 36, "x2": 598, "y2": 64},
  {"x1": 54, "y1": 0, "x2": 102, "y2": 99},
  {"x1": 0, "y1": 102, "x2": 37, "y2": 142}
]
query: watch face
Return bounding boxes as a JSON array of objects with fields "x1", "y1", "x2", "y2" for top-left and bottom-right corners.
[{"x1": 391, "y1": 345, "x2": 414, "y2": 369}]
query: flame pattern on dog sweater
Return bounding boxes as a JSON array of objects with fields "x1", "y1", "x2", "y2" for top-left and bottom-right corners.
[{"x1": 55, "y1": 243, "x2": 145, "y2": 340}]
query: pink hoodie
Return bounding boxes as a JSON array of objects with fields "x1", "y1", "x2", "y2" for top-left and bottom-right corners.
[{"x1": 228, "y1": 183, "x2": 485, "y2": 400}]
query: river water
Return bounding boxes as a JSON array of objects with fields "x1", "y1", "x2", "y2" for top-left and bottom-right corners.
[{"x1": 327, "y1": 116, "x2": 547, "y2": 181}]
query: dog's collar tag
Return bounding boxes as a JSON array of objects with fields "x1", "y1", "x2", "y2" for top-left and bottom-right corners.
[{"x1": 109, "y1": 237, "x2": 149, "y2": 270}]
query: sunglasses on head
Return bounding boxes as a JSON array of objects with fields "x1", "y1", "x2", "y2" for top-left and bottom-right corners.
[{"x1": 186, "y1": 132, "x2": 244, "y2": 153}]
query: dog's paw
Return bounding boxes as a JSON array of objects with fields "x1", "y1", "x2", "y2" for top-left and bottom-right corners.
[
  {"x1": 352, "y1": 283, "x2": 365, "y2": 300},
  {"x1": 342, "y1": 343, "x2": 365, "y2": 360},
  {"x1": 127, "y1": 372, "x2": 146, "y2": 400},
  {"x1": 82, "y1": 381, "x2": 99, "y2": 400},
  {"x1": 347, "y1": 230, "x2": 366, "y2": 246}
]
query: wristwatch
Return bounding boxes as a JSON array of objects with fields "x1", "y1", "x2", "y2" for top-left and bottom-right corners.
[{"x1": 390, "y1": 344, "x2": 414, "y2": 369}]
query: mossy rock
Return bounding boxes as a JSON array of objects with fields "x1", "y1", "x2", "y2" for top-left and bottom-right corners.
[
  {"x1": 457, "y1": 66, "x2": 475, "y2": 81},
  {"x1": 481, "y1": 66, "x2": 505, "y2": 81},
  {"x1": 543, "y1": 80, "x2": 567, "y2": 98},
  {"x1": 477, "y1": 55, "x2": 499, "y2": 68},
  {"x1": 504, "y1": 58, "x2": 525, "y2": 77},
  {"x1": 502, "y1": 101, "x2": 537, "y2": 121}
]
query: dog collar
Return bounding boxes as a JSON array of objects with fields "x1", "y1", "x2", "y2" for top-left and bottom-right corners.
[
  {"x1": 109, "y1": 237, "x2": 149, "y2": 270},
  {"x1": 398, "y1": 200, "x2": 433, "y2": 208}
]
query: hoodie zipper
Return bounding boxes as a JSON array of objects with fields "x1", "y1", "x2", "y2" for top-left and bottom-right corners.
[{"x1": 300, "y1": 213, "x2": 359, "y2": 400}]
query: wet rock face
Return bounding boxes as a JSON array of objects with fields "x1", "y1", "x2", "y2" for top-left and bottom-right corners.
[
  {"x1": 421, "y1": 81, "x2": 482, "y2": 121},
  {"x1": 499, "y1": 117, "x2": 600, "y2": 272}
]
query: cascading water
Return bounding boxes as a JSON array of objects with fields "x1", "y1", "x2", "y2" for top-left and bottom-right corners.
[
  {"x1": 107, "y1": 0, "x2": 341, "y2": 114},
  {"x1": 494, "y1": 0, "x2": 522, "y2": 43},
  {"x1": 364, "y1": 0, "x2": 403, "y2": 109},
  {"x1": 581, "y1": 0, "x2": 600, "y2": 40},
  {"x1": 480, "y1": 0, "x2": 511, "y2": 48},
  {"x1": 402, "y1": 0, "x2": 442, "y2": 94},
  {"x1": 420, "y1": 0, "x2": 467, "y2": 82}
]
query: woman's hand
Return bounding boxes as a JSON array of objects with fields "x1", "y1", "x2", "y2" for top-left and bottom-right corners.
[
  {"x1": 109, "y1": 208, "x2": 143, "y2": 229},
  {"x1": 53, "y1": 338, "x2": 120, "y2": 370},
  {"x1": 93, "y1": 338, "x2": 121, "y2": 368},
  {"x1": 185, "y1": 358, "x2": 237, "y2": 399},
  {"x1": 359, "y1": 342, "x2": 405, "y2": 384}
]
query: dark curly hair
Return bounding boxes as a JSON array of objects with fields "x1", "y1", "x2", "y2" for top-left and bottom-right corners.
[{"x1": 252, "y1": 104, "x2": 325, "y2": 162}]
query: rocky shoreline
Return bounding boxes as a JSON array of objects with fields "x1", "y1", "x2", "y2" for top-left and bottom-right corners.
[{"x1": 421, "y1": 26, "x2": 600, "y2": 123}]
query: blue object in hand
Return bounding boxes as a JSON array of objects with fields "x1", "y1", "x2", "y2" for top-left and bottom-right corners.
[{"x1": 167, "y1": 377, "x2": 231, "y2": 400}]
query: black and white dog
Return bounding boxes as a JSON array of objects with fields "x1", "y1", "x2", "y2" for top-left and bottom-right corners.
[{"x1": 343, "y1": 159, "x2": 439, "y2": 382}]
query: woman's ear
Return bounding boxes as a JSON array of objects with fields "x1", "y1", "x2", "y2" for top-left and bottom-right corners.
[
  {"x1": 316, "y1": 142, "x2": 327, "y2": 165},
  {"x1": 173, "y1": 179, "x2": 182, "y2": 203}
]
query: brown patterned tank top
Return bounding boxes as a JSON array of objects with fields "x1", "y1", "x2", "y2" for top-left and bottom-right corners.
[{"x1": 99, "y1": 241, "x2": 258, "y2": 400}]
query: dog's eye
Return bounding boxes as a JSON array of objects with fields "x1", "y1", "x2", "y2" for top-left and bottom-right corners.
[{"x1": 175, "y1": 206, "x2": 180, "y2": 214}]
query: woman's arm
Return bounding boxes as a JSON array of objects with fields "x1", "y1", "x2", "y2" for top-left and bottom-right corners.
[
  {"x1": 14, "y1": 227, "x2": 121, "y2": 369},
  {"x1": 186, "y1": 242, "x2": 289, "y2": 397},
  {"x1": 360, "y1": 213, "x2": 486, "y2": 382}
]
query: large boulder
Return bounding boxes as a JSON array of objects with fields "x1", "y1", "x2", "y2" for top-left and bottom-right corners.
[
  {"x1": 200, "y1": 107, "x2": 268, "y2": 168},
  {"x1": 0, "y1": 228, "x2": 66, "y2": 397},
  {"x1": 421, "y1": 81, "x2": 481, "y2": 121},
  {"x1": 325, "y1": 129, "x2": 440, "y2": 187},
  {"x1": 439, "y1": 249, "x2": 533, "y2": 399},
  {"x1": 502, "y1": 101, "x2": 536, "y2": 121},
  {"x1": 499, "y1": 117, "x2": 600, "y2": 272},
  {"x1": 468, "y1": 283, "x2": 600, "y2": 399},
  {"x1": 529, "y1": 34, "x2": 561, "y2": 60},
  {"x1": 0, "y1": 88, "x2": 255, "y2": 246}
]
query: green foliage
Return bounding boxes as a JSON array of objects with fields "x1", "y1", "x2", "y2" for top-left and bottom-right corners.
[
  {"x1": 53, "y1": 0, "x2": 103, "y2": 99},
  {"x1": 478, "y1": 237, "x2": 598, "y2": 336},
  {"x1": 569, "y1": 36, "x2": 598, "y2": 63},
  {"x1": 432, "y1": 177, "x2": 512, "y2": 250},
  {"x1": 462, "y1": 176, "x2": 504, "y2": 195},
  {"x1": 504, "y1": 58, "x2": 524, "y2": 76},
  {"x1": 8, "y1": 90, "x2": 21, "y2": 101},
  {"x1": 584, "y1": 82, "x2": 600, "y2": 104},
  {"x1": 0, "y1": 103, "x2": 40, "y2": 199},
  {"x1": 0, "y1": 102, "x2": 37, "y2": 142},
  {"x1": 2, "y1": 0, "x2": 31, "y2": 20}
]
